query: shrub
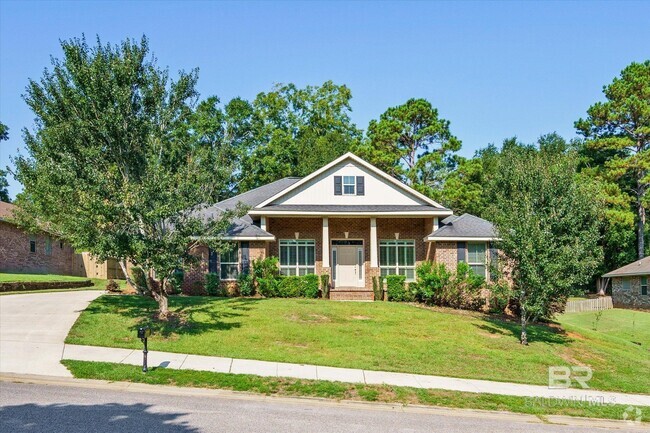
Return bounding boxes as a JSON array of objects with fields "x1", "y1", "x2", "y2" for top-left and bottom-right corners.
[
  {"x1": 257, "y1": 277, "x2": 280, "y2": 298},
  {"x1": 185, "y1": 280, "x2": 208, "y2": 296},
  {"x1": 238, "y1": 273, "x2": 254, "y2": 297},
  {"x1": 105, "y1": 279, "x2": 121, "y2": 293},
  {"x1": 320, "y1": 274, "x2": 330, "y2": 299},
  {"x1": 278, "y1": 276, "x2": 303, "y2": 298},
  {"x1": 386, "y1": 274, "x2": 409, "y2": 302},
  {"x1": 413, "y1": 262, "x2": 451, "y2": 303},
  {"x1": 372, "y1": 276, "x2": 383, "y2": 301},
  {"x1": 414, "y1": 261, "x2": 486, "y2": 310},
  {"x1": 251, "y1": 257, "x2": 281, "y2": 297},
  {"x1": 165, "y1": 269, "x2": 183, "y2": 295},
  {"x1": 129, "y1": 266, "x2": 148, "y2": 294},
  {"x1": 302, "y1": 274, "x2": 319, "y2": 298},
  {"x1": 205, "y1": 272, "x2": 222, "y2": 296}
]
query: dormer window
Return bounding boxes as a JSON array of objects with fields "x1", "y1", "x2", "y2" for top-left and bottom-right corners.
[{"x1": 343, "y1": 176, "x2": 356, "y2": 195}]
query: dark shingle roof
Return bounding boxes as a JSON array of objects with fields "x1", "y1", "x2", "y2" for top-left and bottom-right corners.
[
  {"x1": 224, "y1": 217, "x2": 274, "y2": 239},
  {"x1": 256, "y1": 204, "x2": 448, "y2": 213},
  {"x1": 603, "y1": 256, "x2": 650, "y2": 278},
  {"x1": 427, "y1": 213, "x2": 497, "y2": 239}
]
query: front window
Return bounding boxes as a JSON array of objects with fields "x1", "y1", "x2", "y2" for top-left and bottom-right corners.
[
  {"x1": 380, "y1": 240, "x2": 415, "y2": 281},
  {"x1": 343, "y1": 176, "x2": 356, "y2": 195},
  {"x1": 280, "y1": 239, "x2": 315, "y2": 276},
  {"x1": 641, "y1": 277, "x2": 647, "y2": 295},
  {"x1": 622, "y1": 278, "x2": 631, "y2": 291},
  {"x1": 29, "y1": 238, "x2": 36, "y2": 253},
  {"x1": 467, "y1": 242, "x2": 486, "y2": 278},
  {"x1": 220, "y1": 243, "x2": 239, "y2": 280}
]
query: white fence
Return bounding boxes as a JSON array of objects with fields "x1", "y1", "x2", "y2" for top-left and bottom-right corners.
[{"x1": 565, "y1": 296, "x2": 613, "y2": 313}]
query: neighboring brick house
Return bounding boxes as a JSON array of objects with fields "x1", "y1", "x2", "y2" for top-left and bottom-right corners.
[
  {"x1": 603, "y1": 257, "x2": 650, "y2": 309},
  {"x1": 0, "y1": 201, "x2": 77, "y2": 275},
  {"x1": 185, "y1": 152, "x2": 500, "y2": 300},
  {"x1": 0, "y1": 201, "x2": 125, "y2": 279}
]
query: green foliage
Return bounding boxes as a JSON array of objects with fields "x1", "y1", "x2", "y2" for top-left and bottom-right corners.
[
  {"x1": 320, "y1": 274, "x2": 330, "y2": 299},
  {"x1": 129, "y1": 267, "x2": 148, "y2": 295},
  {"x1": 205, "y1": 272, "x2": 222, "y2": 296},
  {"x1": 276, "y1": 274, "x2": 319, "y2": 298},
  {"x1": 0, "y1": 121, "x2": 9, "y2": 202},
  {"x1": 412, "y1": 262, "x2": 486, "y2": 311},
  {"x1": 372, "y1": 276, "x2": 383, "y2": 301},
  {"x1": 575, "y1": 60, "x2": 650, "y2": 259},
  {"x1": 486, "y1": 146, "x2": 603, "y2": 343},
  {"x1": 386, "y1": 275, "x2": 414, "y2": 302},
  {"x1": 13, "y1": 36, "x2": 237, "y2": 314},
  {"x1": 236, "y1": 81, "x2": 362, "y2": 191},
  {"x1": 105, "y1": 279, "x2": 121, "y2": 293},
  {"x1": 238, "y1": 273, "x2": 254, "y2": 297},
  {"x1": 357, "y1": 98, "x2": 461, "y2": 189},
  {"x1": 165, "y1": 269, "x2": 184, "y2": 295}
]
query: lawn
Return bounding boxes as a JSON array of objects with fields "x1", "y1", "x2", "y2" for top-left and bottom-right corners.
[
  {"x1": 66, "y1": 296, "x2": 650, "y2": 394},
  {"x1": 560, "y1": 309, "x2": 650, "y2": 348},
  {"x1": 62, "y1": 360, "x2": 649, "y2": 423},
  {"x1": 0, "y1": 272, "x2": 128, "y2": 294}
]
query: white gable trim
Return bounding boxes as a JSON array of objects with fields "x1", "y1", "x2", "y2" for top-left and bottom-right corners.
[{"x1": 255, "y1": 152, "x2": 446, "y2": 209}]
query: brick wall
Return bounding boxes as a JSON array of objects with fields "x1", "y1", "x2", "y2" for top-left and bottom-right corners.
[
  {"x1": 0, "y1": 221, "x2": 77, "y2": 275},
  {"x1": 182, "y1": 244, "x2": 209, "y2": 293},
  {"x1": 435, "y1": 241, "x2": 458, "y2": 272}
]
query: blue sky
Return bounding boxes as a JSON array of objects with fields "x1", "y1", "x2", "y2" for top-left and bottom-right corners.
[{"x1": 1, "y1": 1, "x2": 649, "y2": 199}]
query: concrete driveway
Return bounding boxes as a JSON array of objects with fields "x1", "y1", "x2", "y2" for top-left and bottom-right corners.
[{"x1": 0, "y1": 291, "x2": 102, "y2": 376}]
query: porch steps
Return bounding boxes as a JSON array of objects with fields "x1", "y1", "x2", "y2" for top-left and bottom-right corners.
[{"x1": 329, "y1": 287, "x2": 374, "y2": 301}]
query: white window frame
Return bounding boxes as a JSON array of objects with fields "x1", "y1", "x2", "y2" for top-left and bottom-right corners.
[
  {"x1": 342, "y1": 176, "x2": 356, "y2": 195},
  {"x1": 219, "y1": 243, "x2": 240, "y2": 281},
  {"x1": 379, "y1": 239, "x2": 416, "y2": 282},
  {"x1": 279, "y1": 239, "x2": 316, "y2": 276},
  {"x1": 467, "y1": 242, "x2": 487, "y2": 278}
]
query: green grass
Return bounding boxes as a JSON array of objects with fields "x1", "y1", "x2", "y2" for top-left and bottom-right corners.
[
  {"x1": 560, "y1": 309, "x2": 650, "y2": 347},
  {"x1": 66, "y1": 296, "x2": 650, "y2": 394},
  {"x1": 62, "y1": 360, "x2": 649, "y2": 423},
  {"x1": 0, "y1": 273, "x2": 91, "y2": 282}
]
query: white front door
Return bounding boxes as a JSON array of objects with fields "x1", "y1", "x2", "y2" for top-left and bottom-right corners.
[{"x1": 333, "y1": 245, "x2": 364, "y2": 287}]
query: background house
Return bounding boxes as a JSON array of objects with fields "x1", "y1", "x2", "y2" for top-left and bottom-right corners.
[{"x1": 603, "y1": 257, "x2": 650, "y2": 308}]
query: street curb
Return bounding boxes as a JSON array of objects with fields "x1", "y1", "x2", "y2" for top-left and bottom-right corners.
[{"x1": 1, "y1": 373, "x2": 646, "y2": 430}]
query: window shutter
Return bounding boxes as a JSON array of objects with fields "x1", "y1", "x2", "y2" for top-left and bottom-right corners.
[
  {"x1": 334, "y1": 176, "x2": 342, "y2": 195},
  {"x1": 208, "y1": 248, "x2": 218, "y2": 274},
  {"x1": 240, "y1": 241, "x2": 250, "y2": 275},
  {"x1": 489, "y1": 242, "x2": 498, "y2": 281},
  {"x1": 356, "y1": 176, "x2": 365, "y2": 196},
  {"x1": 457, "y1": 242, "x2": 466, "y2": 263}
]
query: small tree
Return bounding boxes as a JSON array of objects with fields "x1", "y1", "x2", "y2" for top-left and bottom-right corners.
[
  {"x1": 14, "y1": 36, "x2": 237, "y2": 317},
  {"x1": 486, "y1": 147, "x2": 603, "y2": 344}
]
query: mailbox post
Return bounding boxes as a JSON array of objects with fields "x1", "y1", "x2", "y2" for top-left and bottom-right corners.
[{"x1": 137, "y1": 327, "x2": 151, "y2": 373}]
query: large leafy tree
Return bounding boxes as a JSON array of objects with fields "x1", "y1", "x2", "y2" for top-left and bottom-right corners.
[
  {"x1": 575, "y1": 60, "x2": 650, "y2": 259},
  {"x1": 358, "y1": 98, "x2": 461, "y2": 191},
  {"x1": 236, "y1": 81, "x2": 362, "y2": 191},
  {"x1": 486, "y1": 147, "x2": 603, "y2": 344},
  {"x1": 14, "y1": 36, "x2": 236, "y2": 316},
  {"x1": 0, "y1": 121, "x2": 10, "y2": 202}
]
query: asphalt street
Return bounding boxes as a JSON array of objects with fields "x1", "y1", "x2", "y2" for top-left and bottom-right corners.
[{"x1": 0, "y1": 380, "x2": 644, "y2": 433}]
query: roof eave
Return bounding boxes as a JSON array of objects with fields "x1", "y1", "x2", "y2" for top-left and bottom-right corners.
[
  {"x1": 425, "y1": 236, "x2": 501, "y2": 242},
  {"x1": 602, "y1": 271, "x2": 650, "y2": 278},
  {"x1": 249, "y1": 210, "x2": 453, "y2": 217}
]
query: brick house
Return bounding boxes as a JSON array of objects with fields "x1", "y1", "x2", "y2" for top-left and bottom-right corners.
[
  {"x1": 603, "y1": 257, "x2": 650, "y2": 309},
  {"x1": 184, "y1": 153, "x2": 499, "y2": 300}
]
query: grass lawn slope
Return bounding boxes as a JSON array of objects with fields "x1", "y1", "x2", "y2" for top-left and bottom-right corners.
[{"x1": 66, "y1": 296, "x2": 650, "y2": 394}]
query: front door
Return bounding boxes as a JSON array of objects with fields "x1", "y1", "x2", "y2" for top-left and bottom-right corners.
[{"x1": 332, "y1": 242, "x2": 364, "y2": 287}]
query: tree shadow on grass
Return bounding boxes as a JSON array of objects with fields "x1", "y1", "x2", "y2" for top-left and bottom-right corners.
[
  {"x1": 475, "y1": 316, "x2": 571, "y2": 345},
  {"x1": 84, "y1": 295, "x2": 269, "y2": 338},
  {"x1": 0, "y1": 402, "x2": 199, "y2": 433}
]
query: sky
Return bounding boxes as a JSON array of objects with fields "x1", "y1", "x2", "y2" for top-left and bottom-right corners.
[{"x1": 1, "y1": 1, "x2": 649, "y2": 199}]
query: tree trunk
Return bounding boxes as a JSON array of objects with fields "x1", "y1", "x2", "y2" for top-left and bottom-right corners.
[
  {"x1": 145, "y1": 270, "x2": 169, "y2": 318},
  {"x1": 118, "y1": 260, "x2": 139, "y2": 293},
  {"x1": 520, "y1": 314, "x2": 528, "y2": 345},
  {"x1": 638, "y1": 191, "x2": 645, "y2": 259}
]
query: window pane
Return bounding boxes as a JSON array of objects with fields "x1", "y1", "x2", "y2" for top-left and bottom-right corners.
[
  {"x1": 343, "y1": 176, "x2": 355, "y2": 194},
  {"x1": 280, "y1": 245, "x2": 290, "y2": 266},
  {"x1": 379, "y1": 246, "x2": 388, "y2": 266},
  {"x1": 470, "y1": 264, "x2": 486, "y2": 278},
  {"x1": 404, "y1": 268, "x2": 415, "y2": 281},
  {"x1": 468, "y1": 243, "x2": 486, "y2": 264},
  {"x1": 622, "y1": 279, "x2": 631, "y2": 291},
  {"x1": 281, "y1": 267, "x2": 296, "y2": 276},
  {"x1": 221, "y1": 264, "x2": 239, "y2": 280},
  {"x1": 306, "y1": 245, "x2": 315, "y2": 265},
  {"x1": 399, "y1": 244, "x2": 415, "y2": 266},
  {"x1": 298, "y1": 245, "x2": 307, "y2": 265},
  {"x1": 289, "y1": 244, "x2": 297, "y2": 266}
]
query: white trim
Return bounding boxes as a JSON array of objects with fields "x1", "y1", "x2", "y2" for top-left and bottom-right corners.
[
  {"x1": 260, "y1": 217, "x2": 267, "y2": 232},
  {"x1": 342, "y1": 175, "x2": 356, "y2": 195},
  {"x1": 370, "y1": 217, "x2": 378, "y2": 267},
  {"x1": 249, "y1": 210, "x2": 451, "y2": 217},
  {"x1": 255, "y1": 152, "x2": 447, "y2": 209},
  {"x1": 603, "y1": 272, "x2": 650, "y2": 278},
  {"x1": 322, "y1": 217, "x2": 330, "y2": 268},
  {"x1": 219, "y1": 236, "x2": 275, "y2": 241},
  {"x1": 425, "y1": 236, "x2": 500, "y2": 242}
]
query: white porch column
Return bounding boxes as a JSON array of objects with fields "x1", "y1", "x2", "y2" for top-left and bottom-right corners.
[
  {"x1": 370, "y1": 217, "x2": 378, "y2": 267},
  {"x1": 322, "y1": 217, "x2": 330, "y2": 267},
  {"x1": 433, "y1": 217, "x2": 439, "y2": 232},
  {"x1": 260, "y1": 216, "x2": 267, "y2": 232}
]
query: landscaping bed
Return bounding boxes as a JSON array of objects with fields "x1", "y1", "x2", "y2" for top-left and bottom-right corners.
[
  {"x1": 0, "y1": 278, "x2": 93, "y2": 292},
  {"x1": 62, "y1": 360, "x2": 649, "y2": 423},
  {"x1": 66, "y1": 295, "x2": 650, "y2": 394}
]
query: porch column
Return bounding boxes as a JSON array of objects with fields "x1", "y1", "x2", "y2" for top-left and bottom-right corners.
[
  {"x1": 433, "y1": 216, "x2": 439, "y2": 232},
  {"x1": 322, "y1": 217, "x2": 330, "y2": 268},
  {"x1": 260, "y1": 216, "x2": 267, "y2": 232},
  {"x1": 370, "y1": 217, "x2": 378, "y2": 267}
]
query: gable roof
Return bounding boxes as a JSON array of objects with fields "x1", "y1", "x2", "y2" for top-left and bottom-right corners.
[
  {"x1": 425, "y1": 213, "x2": 498, "y2": 241},
  {"x1": 603, "y1": 256, "x2": 650, "y2": 278},
  {"x1": 255, "y1": 152, "x2": 448, "y2": 209}
]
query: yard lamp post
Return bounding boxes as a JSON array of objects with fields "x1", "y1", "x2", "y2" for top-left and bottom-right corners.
[{"x1": 137, "y1": 327, "x2": 151, "y2": 373}]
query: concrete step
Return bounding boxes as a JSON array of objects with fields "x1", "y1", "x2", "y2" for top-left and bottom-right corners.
[{"x1": 329, "y1": 289, "x2": 374, "y2": 301}]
